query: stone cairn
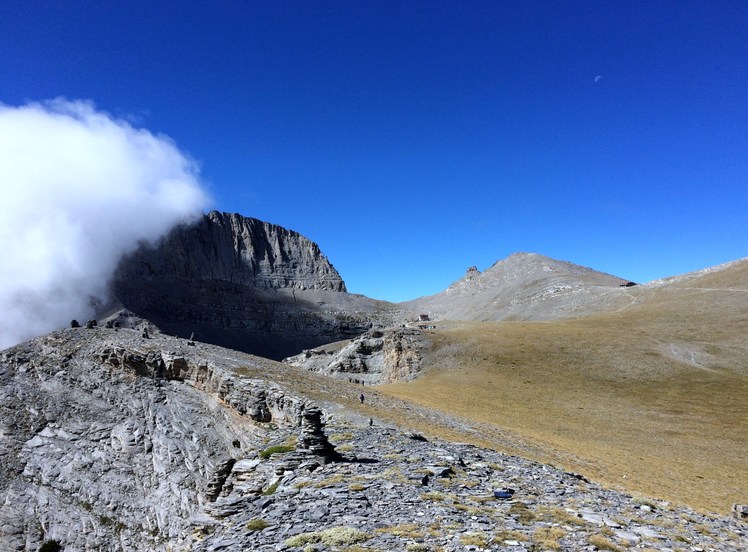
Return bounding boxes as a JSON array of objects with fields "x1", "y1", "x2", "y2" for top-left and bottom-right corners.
[{"x1": 298, "y1": 407, "x2": 340, "y2": 463}]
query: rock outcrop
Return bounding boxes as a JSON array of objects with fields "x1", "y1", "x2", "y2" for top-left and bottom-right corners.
[
  {"x1": 283, "y1": 327, "x2": 430, "y2": 384},
  {"x1": 0, "y1": 327, "x2": 309, "y2": 551},
  {"x1": 116, "y1": 211, "x2": 346, "y2": 292},
  {"x1": 112, "y1": 211, "x2": 403, "y2": 359}
]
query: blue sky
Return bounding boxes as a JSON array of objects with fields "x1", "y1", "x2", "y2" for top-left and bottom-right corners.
[{"x1": 2, "y1": 1, "x2": 747, "y2": 301}]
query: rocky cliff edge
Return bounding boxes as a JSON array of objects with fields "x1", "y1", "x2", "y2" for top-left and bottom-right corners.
[
  {"x1": 112, "y1": 212, "x2": 402, "y2": 359},
  {"x1": 116, "y1": 211, "x2": 346, "y2": 292}
]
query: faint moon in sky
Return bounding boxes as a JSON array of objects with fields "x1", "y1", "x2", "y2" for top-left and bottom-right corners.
[{"x1": 594, "y1": 75, "x2": 602, "y2": 82}]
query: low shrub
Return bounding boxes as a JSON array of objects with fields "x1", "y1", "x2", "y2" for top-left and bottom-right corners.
[
  {"x1": 259, "y1": 445, "x2": 295, "y2": 459},
  {"x1": 246, "y1": 518, "x2": 269, "y2": 531},
  {"x1": 320, "y1": 526, "x2": 369, "y2": 546},
  {"x1": 285, "y1": 526, "x2": 369, "y2": 547}
]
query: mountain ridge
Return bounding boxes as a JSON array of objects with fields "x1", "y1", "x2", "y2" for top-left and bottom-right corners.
[
  {"x1": 115, "y1": 210, "x2": 347, "y2": 292},
  {"x1": 406, "y1": 251, "x2": 633, "y2": 322},
  {"x1": 109, "y1": 210, "x2": 747, "y2": 357},
  {"x1": 111, "y1": 211, "x2": 400, "y2": 359}
]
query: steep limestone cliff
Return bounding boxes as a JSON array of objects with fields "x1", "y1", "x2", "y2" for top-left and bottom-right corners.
[
  {"x1": 116, "y1": 211, "x2": 346, "y2": 292},
  {"x1": 112, "y1": 212, "x2": 401, "y2": 359}
]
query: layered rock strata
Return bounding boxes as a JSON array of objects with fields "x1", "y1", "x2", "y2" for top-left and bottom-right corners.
[
  {"x1": 116, "y1": 211, "x2": 346, "y2": 292},
  {"x1": 2, "y1": 327, "x2": 745, "y2": 551},
  {"x1": 112, "y1": 211, "x2": 401, "y2": 359},
  {"x1": 0, "y1": 327, "x2": 308, "y2": 550},
  {"x1": 283, "y1": 327, "x2": 429, "y2": 384},
  {"x1": 298, "y1": 407, "x2": 339, "y2": 463}
]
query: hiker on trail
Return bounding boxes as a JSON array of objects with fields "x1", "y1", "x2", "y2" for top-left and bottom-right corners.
[{"x1": 360, "y1": 393, "x2": 365, "y2": 404}]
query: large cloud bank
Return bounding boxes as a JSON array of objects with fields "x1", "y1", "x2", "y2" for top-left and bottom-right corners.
[{"x1": 0, "y1": 99, "x2": 210, "y2": 349}]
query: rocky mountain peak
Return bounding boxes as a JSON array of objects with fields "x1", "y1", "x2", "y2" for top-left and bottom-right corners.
[
  {"x1": 482, "y1": 252, "x2": 627, "y2": 284},
  {"x1": 117, "y1": 211, "x2": 346, "y2": 292},
  {"x1": 408, "y1": 252, "x2": 631, "y2": 322},
  {"x1": 448, "y1": 252, "x2": 626, "y2": 294},
  {"x1": 110, "y1": 212, "x2": 399, "y2": 359}
]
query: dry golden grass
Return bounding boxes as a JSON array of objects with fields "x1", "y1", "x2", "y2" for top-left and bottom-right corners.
[
  {"x1": 494, "y1": 529, "x2": 526, "y2": 542},
  {"x1": 536, "y1": 506, "x2": 588, "y2": 526},
  {"x1": 374, "y1": 523, "x2": 424, "y2": 539},
  {"x1": 588, "y1": 533, "x2": 624, "y2": 551},
  {"x1": 459, "y1": 531, "x2": 489, "y2": 548},
  {"x1": 533, "y1": 526, "x2": 566, "y2": 550},
  {"x1": 420, "y1": 491, "x2": 448, "y2": 501},
  {"x1": 378, "y1": 271, "x2": 748, "y2": 515},
  {"x1": 232, "y1": 265, "x2": 747, "y2": 515},
  {"x1": 509, "y1": 501, "x2": 536, "y2": 524},
  {"x1": 315, "y1": 474, "x2": 345, "y2": 488},
  {"x1": 329, "y1": 432, "x2": 354, "y2": 443}
]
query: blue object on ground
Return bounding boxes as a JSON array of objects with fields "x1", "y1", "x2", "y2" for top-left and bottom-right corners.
[{"x1": 494, "y1": 488, "x2": 515, "y2": 499}]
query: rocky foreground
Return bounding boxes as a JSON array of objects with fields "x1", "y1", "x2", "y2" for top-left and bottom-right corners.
[
  {"x1": 0, "y1": 325, "x2": 745, "y2": 551},
  {"x1": 187, "y1": 424, "x2": 748, "y2": 552}
]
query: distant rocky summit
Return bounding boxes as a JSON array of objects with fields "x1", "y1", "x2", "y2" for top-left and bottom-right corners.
[
  {"x1": 407, "y1": 252, "x2": 632, "y2": 322},
  {"x1": 112, "y1": 211, "x2": 401, "y2": 359}
]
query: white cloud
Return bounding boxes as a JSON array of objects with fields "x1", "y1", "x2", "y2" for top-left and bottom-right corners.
[{"x1": 0, "y1": 98, "x2": 211, "y2": 349}]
